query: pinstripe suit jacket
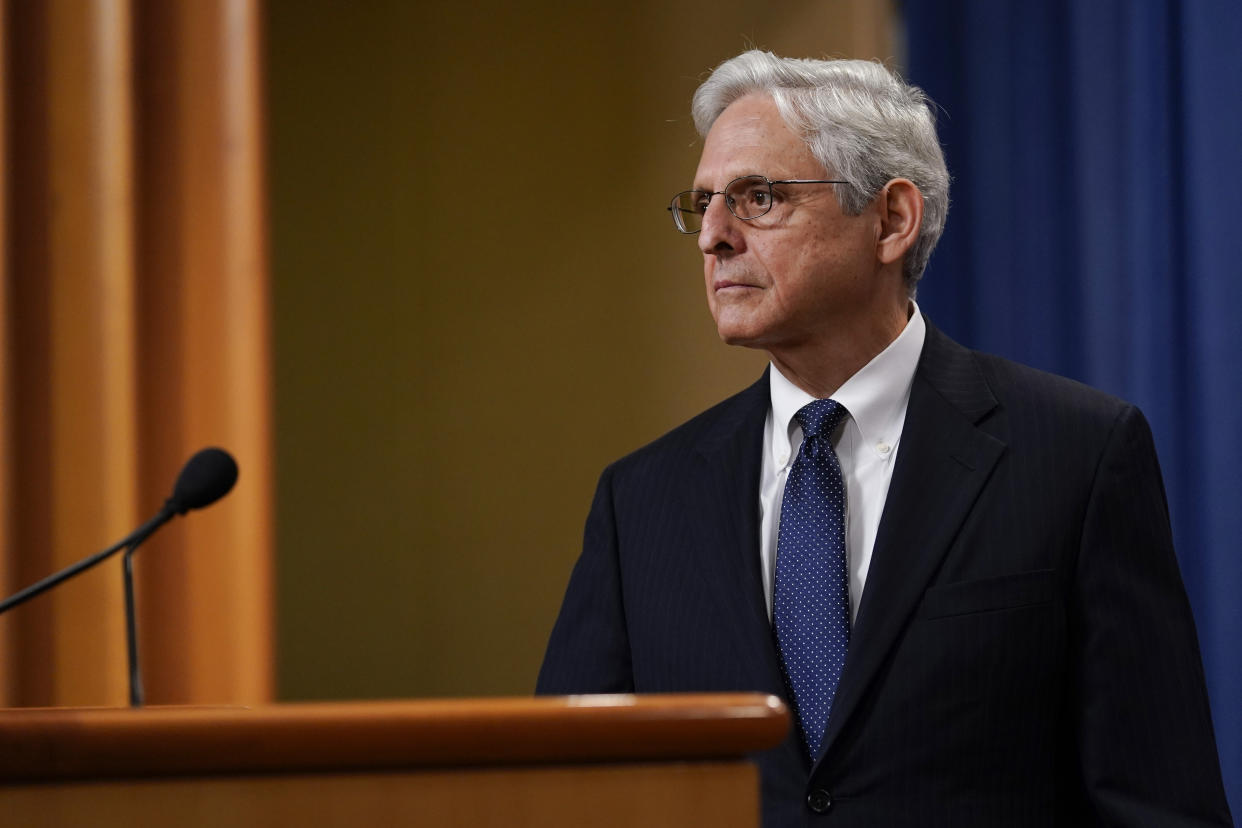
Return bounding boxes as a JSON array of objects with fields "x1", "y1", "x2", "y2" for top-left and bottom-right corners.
[{"x1": 537, "y1": 322, "x2": 1232, "y2": 827}]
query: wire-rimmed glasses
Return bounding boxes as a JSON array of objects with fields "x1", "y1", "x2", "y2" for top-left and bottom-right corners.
[{"x1": 667, "y1": 174, "x2": 847, "y2": 234}]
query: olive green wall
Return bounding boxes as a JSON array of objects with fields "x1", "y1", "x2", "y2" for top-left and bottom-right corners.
[{"x1": 268, "y1": 0, "x2": 896, "y2": 700}]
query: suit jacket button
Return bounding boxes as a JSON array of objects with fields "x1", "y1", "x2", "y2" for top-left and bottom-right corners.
[{"x1": 806, "y1": 788, "x2": 832, "y2": 813}]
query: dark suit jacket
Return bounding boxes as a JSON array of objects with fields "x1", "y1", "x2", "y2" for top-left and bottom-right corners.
[{"x1": 537, "y1": 323, "x2": 1232, "y2": 827}]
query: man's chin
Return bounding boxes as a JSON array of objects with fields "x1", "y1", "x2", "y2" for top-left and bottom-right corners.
[{"x1": 716, "y1": 326, "x2": 767, "y2": 349}]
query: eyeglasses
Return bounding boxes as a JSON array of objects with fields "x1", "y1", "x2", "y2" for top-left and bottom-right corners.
[{"x1": 667, "y1": 174, "x2": 847, "y2": 234}]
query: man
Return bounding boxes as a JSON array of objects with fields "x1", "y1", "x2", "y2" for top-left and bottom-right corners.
[{"x1": 537, "y1": 51, "x2": 1232, "y2": 827}]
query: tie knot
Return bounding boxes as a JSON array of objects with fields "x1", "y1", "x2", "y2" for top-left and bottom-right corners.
[{"x1": 795, "y1": 398, "x2": 847, "y2": 440}]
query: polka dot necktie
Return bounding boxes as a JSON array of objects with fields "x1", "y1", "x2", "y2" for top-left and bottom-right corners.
[{"x1": 774, "y1": 398, "x2": 850, "y2": 763}]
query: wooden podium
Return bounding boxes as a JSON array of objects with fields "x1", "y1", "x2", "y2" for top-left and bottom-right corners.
[{"x1": 0, "y1": 693, "x2": 787, "y2": 827}]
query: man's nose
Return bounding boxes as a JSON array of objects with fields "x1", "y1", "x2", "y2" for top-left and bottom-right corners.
[{"x1": 698, "y1": 195, "x2": 742, "y2": 256}]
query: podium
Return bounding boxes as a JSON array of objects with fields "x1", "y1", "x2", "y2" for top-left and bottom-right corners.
[{"x1": 0, "y1": 693, "x2": 788, "y2": 827}]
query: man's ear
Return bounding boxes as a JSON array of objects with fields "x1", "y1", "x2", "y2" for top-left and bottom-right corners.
[{"x1": 875, "y1": 178, "x2": 923, "y2": 266}]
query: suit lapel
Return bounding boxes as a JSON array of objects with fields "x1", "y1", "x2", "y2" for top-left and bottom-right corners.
[
  {"x1": 818, "y1": 323, "x2": 1006, "y2": 760},
  {"x1": 684, "y1": 370, "x2": 787, "y2": 692}
]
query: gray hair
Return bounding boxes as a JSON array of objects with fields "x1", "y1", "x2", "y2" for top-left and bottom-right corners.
[{"x1": 692, "y1": 50, "x2": 950, "y2": 292}]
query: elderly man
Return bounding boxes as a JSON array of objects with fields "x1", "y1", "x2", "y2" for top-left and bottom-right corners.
[{"x1": 537, "y1": 51, "x2": 1231, "y2": 827}]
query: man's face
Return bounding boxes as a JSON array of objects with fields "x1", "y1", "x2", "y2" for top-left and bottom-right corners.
[{"x1": 695, "y1": 95, "x2": 881, "y2": 351}]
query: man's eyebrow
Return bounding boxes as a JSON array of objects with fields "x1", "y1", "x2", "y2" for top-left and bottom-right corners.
[{"x1": 690, "y1": 173, "x2": 754, "y2": 191}]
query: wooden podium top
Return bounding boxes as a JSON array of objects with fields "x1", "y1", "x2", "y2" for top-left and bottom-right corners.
[{"x1": 0, "y1": 693, "x2": 788, "y2": 782}]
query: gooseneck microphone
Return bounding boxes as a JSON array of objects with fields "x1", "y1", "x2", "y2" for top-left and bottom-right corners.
[
  {"x1": 167, "y1": 447, "x2": 239, "y2": 513},
  {"x1": 0, "y1": 448, "x2": 237, "y2": 613},
  {"x1": 0, "y1": 447, "x2": 239, "y2": 706}
]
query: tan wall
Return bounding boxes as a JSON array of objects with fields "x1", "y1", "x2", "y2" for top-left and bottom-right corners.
[{"x1": 268, "y1": 0, "x2": 896, "y2": 700}]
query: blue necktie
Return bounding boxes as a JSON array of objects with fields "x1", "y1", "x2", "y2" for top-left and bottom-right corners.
[{"x1": 774, "y1": 398, "x2": 850, "y2": 763}]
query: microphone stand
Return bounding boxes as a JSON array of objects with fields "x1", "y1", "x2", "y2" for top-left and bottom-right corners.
[
  {"x1": 0, "y1": 447, "x2": 237, "y2": 709},
  {"x1": 119, "y1": 515, "x2": 172, "y2": 708},
  {"x1": 0, "y1": 503, "x2": 176, "y2": 707},
  {"x1": 122, "y1": 547, "x2": 144, "y2": 707},
  {"x1": 0, "y1": 506, "x2": 172, "y2": 615}
]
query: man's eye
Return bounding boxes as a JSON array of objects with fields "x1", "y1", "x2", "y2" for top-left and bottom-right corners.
[
  {"x1": 750, "y1": 188, "x2": 770, "y2": 207},
  {"x1": 693, "y1": 194, "x2": 711, "y2": 213}
]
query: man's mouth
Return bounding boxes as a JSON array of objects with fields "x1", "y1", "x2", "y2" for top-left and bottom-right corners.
[{"x1": 714, "y1": 280, "x2": 760, "y2": 291}]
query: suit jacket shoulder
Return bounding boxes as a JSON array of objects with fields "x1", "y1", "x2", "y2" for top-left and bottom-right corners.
[
  {"x1": 920, "y1": 320, "x2": 1132, "y2": 432},
  {"x1": 537, "y1": 368, "x2": 779, "y2": 697},
  {"x1": 603, "y1": 370, "x2": 769, "y2": 486}
]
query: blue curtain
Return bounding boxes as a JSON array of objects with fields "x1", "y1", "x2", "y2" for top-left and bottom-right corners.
[{"x1": 905, "y1": 0, "x2": 1241, "y2": 814}]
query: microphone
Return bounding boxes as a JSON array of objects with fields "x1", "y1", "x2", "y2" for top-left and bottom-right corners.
[
  {"x1": 122, "y1": 447, "x2": 238, "y2": 705},
  {"x1": 170, "y1": 446, "x2": 239, "y2": 513},
  {"x1": 0, "y1": 448, "x2": 239, "y2": 615},
  {"x1": 0, "y1": 448, "x2": 239, "y2": 704}
]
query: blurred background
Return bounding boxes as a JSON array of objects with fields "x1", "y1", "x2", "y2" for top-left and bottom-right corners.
[{"x1": 1, "y1": 0, "x2": 1237, "y2": 815}]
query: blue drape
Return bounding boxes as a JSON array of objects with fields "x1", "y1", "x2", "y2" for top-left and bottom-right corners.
[{"x1": 905, "y1": 0, "x2": 1241, "y2": 814}]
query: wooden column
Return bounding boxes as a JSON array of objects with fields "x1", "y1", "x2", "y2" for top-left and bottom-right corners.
[
  {"x1": 132, "y1": 0, "x2": 272, "y2": 705},
  {"x1": 0, "y1": 0, "x2": 11, "y2": 703},
  {"x1": 2, "y1": 0, "x2": 136, "y2": 707}
]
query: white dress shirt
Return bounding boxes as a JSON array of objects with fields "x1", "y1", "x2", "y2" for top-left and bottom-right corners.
[{"x1": 759, "y1": 305, "x2": 927, "y2": 620}]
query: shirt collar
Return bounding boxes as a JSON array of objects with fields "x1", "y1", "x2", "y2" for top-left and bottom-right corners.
[{"x1": 769, "y1": 303, "x2": 926, "y2": 459}]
